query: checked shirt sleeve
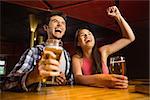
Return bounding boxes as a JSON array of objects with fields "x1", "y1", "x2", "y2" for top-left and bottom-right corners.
[{"x1": 3, "y1": 47, "x2": 40, "y2": 92}]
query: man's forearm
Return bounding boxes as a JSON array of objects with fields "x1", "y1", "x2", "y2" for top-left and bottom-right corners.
[
  {"x1": 26, "y1": 69, "x2": 41, "y2": 86},
  {"x1": 3, "y1": 73, "x2": 24, "y2": 91}
]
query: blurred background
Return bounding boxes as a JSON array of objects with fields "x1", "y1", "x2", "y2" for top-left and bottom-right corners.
[{"x1": 0, "y1": 0, "x2": 149, "y2": 80}]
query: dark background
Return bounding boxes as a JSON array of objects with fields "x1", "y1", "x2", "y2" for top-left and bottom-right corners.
[{"x1": 0, "y1": 1, "x2": 149, "y2": 79}]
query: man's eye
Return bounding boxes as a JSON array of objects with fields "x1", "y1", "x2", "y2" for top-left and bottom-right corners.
[
  {"x1": 52, "y1": 19, "x2": 58, "y2": 23},
  {"x1": 62, "y1": 22, "x2": 66, "y2": 25}
]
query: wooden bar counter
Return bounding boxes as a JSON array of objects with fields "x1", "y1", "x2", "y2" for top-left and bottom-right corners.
[{"x1": 0, "y1": 85, "x2": 149, "y2": 100}]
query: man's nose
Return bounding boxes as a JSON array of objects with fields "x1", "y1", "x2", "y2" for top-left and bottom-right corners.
[{"x1": 57, "y1": 22, "x2": 62, "y2": 26}]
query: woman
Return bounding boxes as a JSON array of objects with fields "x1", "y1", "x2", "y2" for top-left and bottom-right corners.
[{"x1": 72, "y1": 6, "x2": 135, "y2": 89}]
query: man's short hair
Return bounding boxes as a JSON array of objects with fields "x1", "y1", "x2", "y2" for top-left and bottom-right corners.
[{"x1": 41, "y1": 11, "x2": 67, "y2": 25}]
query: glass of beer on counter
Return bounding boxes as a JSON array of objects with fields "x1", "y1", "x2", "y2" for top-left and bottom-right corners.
[
  {"x1": 109, "y1": 56, "x2": 126, "y2": 75},
  {"x1": 42, "y1": 39, "x2": 63, "y2": 85}
]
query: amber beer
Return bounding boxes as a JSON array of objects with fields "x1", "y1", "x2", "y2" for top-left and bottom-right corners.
[
  {"x1": 43, "y1": 46, "x2": 63, "y2": 61},
  {"x1": 43, "y1": 39, "x2": 63, "y2": 61},
  {"x1": 109, "y1": 56, "x2": 126, "y2": 75},
  {"x1": 42, "y1": 39, "x2": 63, "y2": 84}
]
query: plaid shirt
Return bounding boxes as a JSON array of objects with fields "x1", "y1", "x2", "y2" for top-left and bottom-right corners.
[{"x1": 3, "y1": 44, "x2": 73, "y2": 92}]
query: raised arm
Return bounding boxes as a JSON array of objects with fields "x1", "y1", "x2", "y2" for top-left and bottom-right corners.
[{"x1": 99, "y1": 6, "x2": 135, "y2": 56}]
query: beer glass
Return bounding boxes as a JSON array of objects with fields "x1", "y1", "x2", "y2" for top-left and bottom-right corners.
[
  {"x1": 42, "y1": 39, "x2": 63, "y2": 85},
  {"x1": 109, "y1": 56, "x2": 126, "y2": 75}
]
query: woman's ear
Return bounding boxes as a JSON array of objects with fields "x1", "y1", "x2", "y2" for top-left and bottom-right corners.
[
  {"x1": 77, "y1": 42, "x2": 80, "y2": 46},
  {"x1": 43, "y1": 25, "x2": 48, "y2": 31}
]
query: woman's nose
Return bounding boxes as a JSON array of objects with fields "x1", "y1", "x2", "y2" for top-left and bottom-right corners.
[
  {"x1": 84, "y1": 34, "x2": 89, "y2": 38},
  {"x1": 84, "y1": 34, "x2": 88, "y2": 37}
]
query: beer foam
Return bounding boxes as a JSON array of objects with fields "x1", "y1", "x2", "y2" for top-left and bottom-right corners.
[
  {"x1": 45, "y1": 45, "x2": 63, "y2": 50},
  {"x1": 110, "y1": 60, "x2": 125, "y2": 63}
]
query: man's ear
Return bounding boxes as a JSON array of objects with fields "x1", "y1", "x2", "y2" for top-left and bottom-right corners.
[{"x1": 43, "y1": 25, "x2": 48, "y2": 31}]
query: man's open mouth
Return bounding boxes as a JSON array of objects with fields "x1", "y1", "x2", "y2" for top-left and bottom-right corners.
[{"x1": 55, "y1": 29, "x2": 62, "y2": 33}]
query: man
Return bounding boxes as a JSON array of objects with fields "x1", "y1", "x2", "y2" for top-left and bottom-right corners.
[{"x1": 3, "y1": 11, "x2": 73, "y2": 92}]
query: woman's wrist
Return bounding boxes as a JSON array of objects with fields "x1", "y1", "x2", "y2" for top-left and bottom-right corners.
[{"x1": 114, "y1": 14, "x2": 122, "y2": 22}]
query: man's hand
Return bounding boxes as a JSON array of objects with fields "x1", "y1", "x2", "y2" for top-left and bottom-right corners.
[
  {"x1": 26, "y1": 50, "x2": 61, "y2": 86},
  {"x1": 38, "y1": 50, "x2": 61, "y2": 79},
  {"x1": 55, "y1": 72, "x2": 67, "y2": 85},
  {"x1": 98, "y1": 74, "x2": 128, "y2": 89}
]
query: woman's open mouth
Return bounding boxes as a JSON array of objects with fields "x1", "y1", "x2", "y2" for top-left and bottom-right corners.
[{"x1": 85, "y1": 39, "x2": 91, "y2": 43}]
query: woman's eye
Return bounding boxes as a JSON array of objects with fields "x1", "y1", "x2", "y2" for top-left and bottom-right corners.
[
  {"x1": 88, "y1": 32, "x2": 92, "y2": 35},
  {"x1": 80, "y1": 34, "x2": 84, "y2": 37}
]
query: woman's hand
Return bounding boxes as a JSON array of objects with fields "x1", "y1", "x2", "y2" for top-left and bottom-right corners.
[
  {"x1": 97, "y1": 74, "x2": 128, "y2": 89},
  {"x1": 107, "y1": 6, "x2": 121, "y2": 19}
]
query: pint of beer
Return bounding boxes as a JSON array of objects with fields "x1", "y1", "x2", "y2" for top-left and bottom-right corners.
[
  {"x1": 109, "y1": 56, "x2": 126, "y2": 75},
  {"x1": 42, "y1": 39, "x2": 63, "y2": 84}
]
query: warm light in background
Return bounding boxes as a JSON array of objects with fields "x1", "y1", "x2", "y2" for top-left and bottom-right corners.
[
  {"x1": 29, "y1": 14, "x2": 38, "y2": 47},
  {"x1": 29, "y1": 14, "x2": 38, "y2": 32},
  {"x1": 31, "y1": 28, "x2": 35, "y2": 33}
]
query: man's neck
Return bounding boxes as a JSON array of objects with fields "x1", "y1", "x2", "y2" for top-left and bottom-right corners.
[{"x1": 47, "y1": 36, "x2": 61, "y2": 41}]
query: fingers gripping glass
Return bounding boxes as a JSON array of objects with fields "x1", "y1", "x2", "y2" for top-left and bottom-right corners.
[
  {"x1": 109, "y1": 56, "x2": 126, "y2": 75},
  {"x1": 42, "y1": 39, "x2": 63, "y2": 85}
]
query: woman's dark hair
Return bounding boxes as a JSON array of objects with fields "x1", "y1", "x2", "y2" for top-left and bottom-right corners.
[{"x1": 74, "y1": 27, "x2": 102, "y2": 74}]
